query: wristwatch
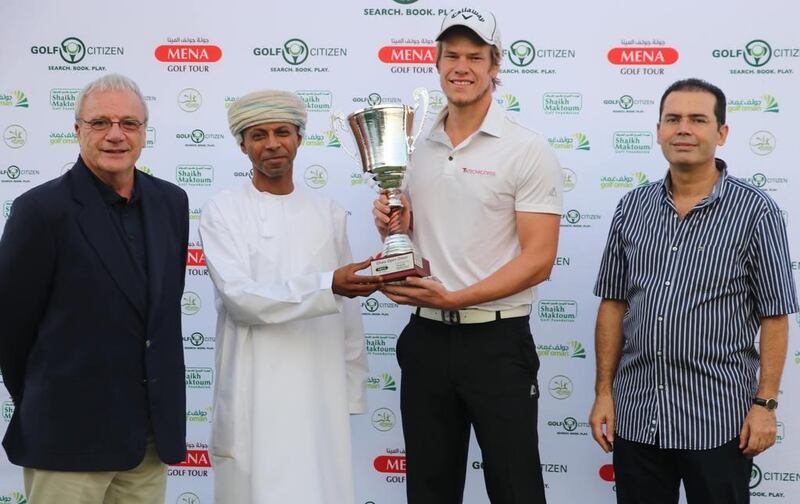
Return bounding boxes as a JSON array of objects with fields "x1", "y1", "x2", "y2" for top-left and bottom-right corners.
[{"x1": 753, "y1": 397, "x2": 778, "y2": 410}]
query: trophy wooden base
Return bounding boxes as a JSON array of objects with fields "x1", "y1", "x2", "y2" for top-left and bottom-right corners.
[{"x1": 371, "y1": 251, "x2": 431, "y2": 284}]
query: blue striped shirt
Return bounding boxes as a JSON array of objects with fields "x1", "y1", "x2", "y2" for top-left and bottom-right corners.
[{"x1": 594, "y1": 159, "x2": 798, "y2": 450}]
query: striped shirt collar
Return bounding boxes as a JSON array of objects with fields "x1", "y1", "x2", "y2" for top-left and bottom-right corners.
[{"x1": 660, "y1": 157, "x2": 728, "y2": 209}]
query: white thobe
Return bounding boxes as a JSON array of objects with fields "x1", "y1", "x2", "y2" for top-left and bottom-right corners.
[{"x1": 199, "y1": 182, "x2": 368, "y2": 504}]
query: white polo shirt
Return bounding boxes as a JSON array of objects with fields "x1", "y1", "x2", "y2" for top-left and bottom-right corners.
[{"x1": 406, "y1": 99, "x2": 562, "y2": 311}]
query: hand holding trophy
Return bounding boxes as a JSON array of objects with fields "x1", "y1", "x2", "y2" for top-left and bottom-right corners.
[{"x1": 332, "y1": 88, "x2": 431, "y2": 283}]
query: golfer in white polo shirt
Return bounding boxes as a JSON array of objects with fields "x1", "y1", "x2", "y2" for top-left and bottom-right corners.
[{"x1": 374, "y1": 7, "x2": 562, "y2": 504}]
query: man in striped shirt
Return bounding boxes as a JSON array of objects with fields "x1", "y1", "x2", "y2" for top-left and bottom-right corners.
[{"x1": 590, "y1": 78, "x2": 798, "y2": 504}]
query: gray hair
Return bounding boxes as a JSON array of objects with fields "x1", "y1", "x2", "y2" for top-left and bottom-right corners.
[{"x1": 74, "y1": 73, "x2": 148, "y2": 123}]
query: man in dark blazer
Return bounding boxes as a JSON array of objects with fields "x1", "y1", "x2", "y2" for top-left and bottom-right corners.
[{"x1": 0, "y1": 74, "x2": 189, "y2": 503}]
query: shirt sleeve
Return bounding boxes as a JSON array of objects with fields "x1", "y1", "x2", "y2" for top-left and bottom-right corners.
[
  {"x1": 198, "y1": 197, "x2": 339, "y2": 326},
  {"x1": 514, "y1": 135, "x2": 563, "y2": 215},
  {"x1": 747, "y1": 209, "x2": 799, "y2": 318},
  {"x1": 594, "y1": 199, "x2": 629, "y2": 300},
  {"x1": 331, "y1": 203, "x2": 368, "y2": 414}
]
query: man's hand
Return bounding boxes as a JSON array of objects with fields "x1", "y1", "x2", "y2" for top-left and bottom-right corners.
[
  {"x1": 372, "y1": 191, "x2": 411, "y2": 241},
  {"x1": 381, "y1": 276, "x2": 457, "y2": 310},
  {"x1": 332, "y1": 258, "x2": 383, "y2": 298},
  {"x1": 739, "y1": 405, "x2": 778, "y2": 457},
  {"x1": 589, "y1": 394, "x2": 616, "y2": 453}
]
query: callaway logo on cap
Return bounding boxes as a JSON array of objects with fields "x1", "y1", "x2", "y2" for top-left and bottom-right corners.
[{"x1": 436, "y1": 7, "x2": 502, "y2": 51}]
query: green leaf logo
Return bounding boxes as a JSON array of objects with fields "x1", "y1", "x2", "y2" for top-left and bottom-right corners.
[
  {"x1": 762, "y1": 95, "x2": 779, "y2": 113},
  {"x1": 380, "y1": 372, "x2": 397, "y2": 391},
  {"x1": 503, "y1": 94, "x2": 520, "y2": 112},
  {"x1": 324, "y1": 130, "x2": 341, "y2": 148},
  {"x1": 12, "y1": 492, "x2": 27, "y2": 504},
  {"x1": 633, "y1": 171, "x2": 650, "y2": 186},
  {"x1": 12, "y1": 91, "x2": 28, "y2": 108},
  {"x1": 569, "y1": 340, "x2": 586, "y2": 359},
  {"x1": 573, "y1": 133, "x2": 591, "y2": 151}
]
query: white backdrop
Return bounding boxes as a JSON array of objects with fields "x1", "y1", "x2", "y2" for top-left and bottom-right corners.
[{"x1": 1, "y1": 1, "x2": 798, "y2": 503}]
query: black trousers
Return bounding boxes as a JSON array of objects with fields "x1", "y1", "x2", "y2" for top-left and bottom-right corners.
[
  {"x1": 613, "y1": 436, "x2": 753, "y2": 504},
  {"x1": 396, "y1": 314, "x2": 546, "y2": 504}
]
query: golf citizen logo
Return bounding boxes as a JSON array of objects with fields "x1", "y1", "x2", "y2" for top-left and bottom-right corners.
[
  {"x1": 713, "y1": 39, "x2": 799, "y2": 74},
  {"x1": 283, "y1": 39, "x2": 309, "y2": 65},
  {"x1": 750, "y1": 464, "x2": 762, "y2": 489},
  {"x1": 508, "y1": 40, "x2": 535, "y2": 66},
  {"x1": 363, "y1": 298, "x2": 379, "y2": 313},
  {"x1": 60, "y1": 37, "x2": 86, "y2": 63}
]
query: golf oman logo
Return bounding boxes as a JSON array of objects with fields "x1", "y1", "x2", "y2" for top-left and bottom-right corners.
[
  {"x1": 283, "y1": 39, "x2": 309, "y2": 65},
  {"x1": 367, "y1": 372, "x2": 397, "y2": 391},
  {"x1": 324, "y1": 130, "x2": 341, "y2": 148},
  {"x1": 547, "y1": 133, "x2": 590, "y2": 151},
  {"x1": 0, "y1": 91, "x2": 29, "y2": 108},
  {"x1": 500, "y1": 94, "x2": 520, "y2": 112},
  {"x1": 573, "y1": 133, "x2": 590, "y2": 150},
  {"x1": 570, "y1": 340, "x2": 586, "y2": 358},
  {"x1": 762, "y1": 95, "x2": 779, "y2": 112},
  {"x1": 508, "y1": 40, "x2": 535, "y2": 66}
]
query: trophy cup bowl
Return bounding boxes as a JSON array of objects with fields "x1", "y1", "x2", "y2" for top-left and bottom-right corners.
[{"x1": 333, "y1": 88, "x2": 431, "y2": 283}]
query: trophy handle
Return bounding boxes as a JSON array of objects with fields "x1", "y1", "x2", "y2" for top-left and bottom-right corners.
[
  {"x1": 331, "y1": 113, "x2": 359, "y2": 163},
  {"x1": 407, "y1": 87, "x2": 430, "y2": 154}
]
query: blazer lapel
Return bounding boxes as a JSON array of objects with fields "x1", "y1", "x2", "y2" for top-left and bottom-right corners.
[
  {"x1": 70, "y1": 159, "x2": 147, "y2": 320},
  {"x1": 138, "y1": 174, "x2": 168, "y2": 328}
]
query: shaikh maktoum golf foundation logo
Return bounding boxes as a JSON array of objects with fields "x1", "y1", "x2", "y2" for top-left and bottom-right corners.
[
  {"x1": 3, "y1": 200, "x2": 12, "y2": 219},
  {"x1": 543, "y1": 93, "x2": 582, "y2": 115},
  {"x1": 713, "y1": 39, "x2": 799, "y2": 75},
  {"x1": 367, "y1": 372, "x2": 397, "y2": 391},
  {"x1": 1, "y1": 400, "x2": 14, "y2": 422},
  {"x1": 496, "y1": 94, "x2": 520, "y2": 112},
  {"x1": 30, "y1": 36, "x2": 124, "y2": 72},
  {"x1": 176, "y1": 165, "x2": 213, "y2": 187},
  {"x1": 50, "y1": 88, "x2": 79, "y2": 110},
  {"x1": 728, "y1": 95, "x2": 779, "y2": 113},
  {"x1": 254, "y1": 38, "x2": 347, "y2": 73},
  {"x1": 296, "y1": 90, "x2": 333, "y2": 113},
  {"x1": 0, "y1": 91, "x2": 28, "y2": 108},
  {"x1": 537, "y1": 340, "x2": 586, "y2": 359},
  {"x1": 614, "y1": 131, "x2": 653, "y2": 154},
  {"x1": 600, "y1": 171, "x2": 650, "y2": 190},
  {"x1": 603, "y1": 94, "x2": 655, "y2": 114},
  {"x1": 500, "y1": 39, "x2": 575, "y2": 76},
  {"x1": 548, "y1": 133, "x2": 590, "y2": 151},
  {"x1": 365, "y1": 334, "x2": 398, "y2": 356},
  {"x1": 538, "y1": 300, "x2": 577, "y2": 323},
  {"x1": 185, "y1": 368, "x2": 213, "y2": 389}
]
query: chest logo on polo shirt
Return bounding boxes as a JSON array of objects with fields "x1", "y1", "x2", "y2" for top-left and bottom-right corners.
[{"x1": 461, "y1": 167, "x2": 496, "y2": 177}]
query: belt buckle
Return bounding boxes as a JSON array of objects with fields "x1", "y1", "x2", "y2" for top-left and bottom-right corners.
[{"x1": 441, "y1": 310, "x2": 461, "y2": 325}]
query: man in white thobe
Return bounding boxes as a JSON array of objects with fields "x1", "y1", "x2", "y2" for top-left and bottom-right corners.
[{"x1": 199, "y1": 90, "x2": 382, "y2": 503}]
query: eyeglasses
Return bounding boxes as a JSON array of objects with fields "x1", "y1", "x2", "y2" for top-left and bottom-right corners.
[{"x1": 77, "y1": 118, "x2": 145, "y2": 132}]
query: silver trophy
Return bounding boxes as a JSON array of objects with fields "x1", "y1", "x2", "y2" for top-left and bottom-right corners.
[{"x1": 332, "y1": 88, "x2": 431, "y2": 281}]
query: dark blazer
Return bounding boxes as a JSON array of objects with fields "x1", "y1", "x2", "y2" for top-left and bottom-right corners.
[{"x1": 0, "y1": 157, "x2": 189, "y2": 471}]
